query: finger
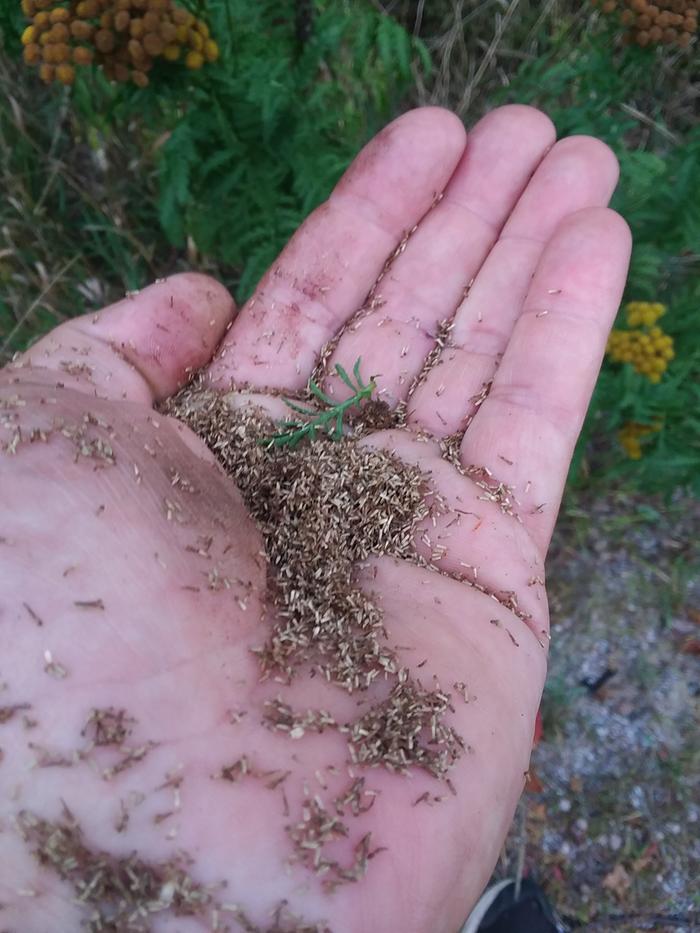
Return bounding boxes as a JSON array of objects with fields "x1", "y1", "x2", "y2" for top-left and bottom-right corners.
[
  {"x1": 323, "y1": 106, "x2": 556, "y2": 406},
  {"x1": 9, "y1": 274, "x2": 235, "y2": 404},
  {"x1": 207, "y1": 108, "x2": 467, "y2": 392},
  {"x1": 359, "y1": 430, "x2": 549, "y2": 640},
  {"x1": 407, "y1": 136, "x2": 620, "y2": 435},
  {"x1": 459, "y1": 207, "x2": 632, "y2": 554}
]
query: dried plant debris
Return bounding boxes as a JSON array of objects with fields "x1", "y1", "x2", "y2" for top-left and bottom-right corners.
[
  {"x1": 263, "y1": 699, "x2": 337, "y2": 739},
  {"x1": 0, "y1": 702, "x2": 31, "y2": 724},
  {"x1": 17, "y1": 809, "x2": 214, "y2": 932},
  {"x1": 333, "y1": 777, "x2": 377, "y2": 817},
  {"x1": 346, "y1": 396, "x2": 400, "y2": 435},
  {"x1": 346, "y1": 679, "x2": 464, "y2": 779},
  {"x1": 286, "y1": 797, "x2": 385, "y2": 890},
  {"x1": 464, "y1": 464, "x2": 519, "y2": 519},
  {"x1": 165, "y1": 382, "x2": 430, "y2": 691},
  {"x1": 2, "y1": 408, "x2": 116, "y2": 463},
  {"x1": 165, "y1": 379, "x2": 466, "y2": 790},
  {"x1": 82, "y1": 707, "x2": 136, "y2": 747},
  {"x1": 405, "y1": 318, "x2": 455, "y2": 402},
  {"x1": 20, "y1": 809, "x2": 330, "y2": 931},
  {"x1": 227, "y1": 901, "x2": 331, "y2": 933},
  {"x1": 218, "y1": 755, "x2": 254, "y2": 783},
  {"x1": 101, "y1": 741, "x2": 158, "y2": 781}
]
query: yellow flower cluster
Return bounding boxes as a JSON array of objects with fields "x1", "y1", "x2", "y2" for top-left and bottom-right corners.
[
  {"x1": 20, "y1": 0, "x2": 219, "y2": 87},
  {"x1": 592, "y1": 0, "x2": 698, "y2": 48},
  {"x1": 618, "y1": 421, "x2": 661, "y2": 459},
  {"x1": 625, "y1": 300, "x2": 666, "y2": 327},
  {"x1": 606, "y1": 302, "x2": 674, "y2": 383}
]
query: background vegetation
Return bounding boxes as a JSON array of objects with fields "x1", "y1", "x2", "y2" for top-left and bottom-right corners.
[
  {"x1": 1, "y1": 2, "x2": 698, "y2": 928},
  {"x1": 1, "y1": 0, "x2": 698, "y2": 496}
]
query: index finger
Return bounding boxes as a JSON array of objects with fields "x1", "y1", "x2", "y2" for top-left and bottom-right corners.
[{"x1": 206, "y1": 108, "x2": 467, "y2": 391}]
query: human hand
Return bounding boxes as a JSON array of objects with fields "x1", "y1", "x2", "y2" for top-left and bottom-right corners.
[{"x1": 0, "y1": 105, "x2": 630, "y2": 932}]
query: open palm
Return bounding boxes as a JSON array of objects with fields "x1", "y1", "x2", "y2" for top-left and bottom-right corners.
[{"x1": 0, "y1": 106, "x2": 630, "y2": 933}]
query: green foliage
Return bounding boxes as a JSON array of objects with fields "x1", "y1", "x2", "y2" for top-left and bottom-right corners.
[
  {"x1": 498, "y1": 34, "x2": 700, "y2": 495},
  {"x1": 266, "y1": 358, "x2": 376, "y2": 448},
  {"x1": 163, "y1": 0, "x2": 424, "y2": 299},
  {"x1": 0, "y1": 56, "x2": 168, "y2": 356},
  {"x1": 2, "y1": 0, "x2": 698, "y2": 498},
  {"x1": 0, "y1": 3, "x2": 23, "y2": 55},
  {"x1": 79, "y1": 0, "x2": 428, "y2": 301},
  {"x1": 1, "y1": 0, "x2": 426, "y2": 354}
]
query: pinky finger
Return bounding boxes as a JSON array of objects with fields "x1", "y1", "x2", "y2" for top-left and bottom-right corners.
[{"x1": 459, "y1": 207, "x2": 632, "y2": 554}]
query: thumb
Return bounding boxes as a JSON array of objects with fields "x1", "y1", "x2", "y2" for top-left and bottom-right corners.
[{"x1": 7, "y1": 273, "x2": 235, "y2": 405}]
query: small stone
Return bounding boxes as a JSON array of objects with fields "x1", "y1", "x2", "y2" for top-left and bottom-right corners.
[{"x1": 559, "y1": 798, "x2": 572, "y2": 813}]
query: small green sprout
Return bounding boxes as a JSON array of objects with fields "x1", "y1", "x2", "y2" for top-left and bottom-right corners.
[{"x1": 264, "y1": 359, "x2": 376, "y2": 449}]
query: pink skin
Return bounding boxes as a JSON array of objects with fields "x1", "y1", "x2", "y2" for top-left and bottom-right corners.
[{"x1": 0, "y1": 106, "x2": 630, "y2": 932}]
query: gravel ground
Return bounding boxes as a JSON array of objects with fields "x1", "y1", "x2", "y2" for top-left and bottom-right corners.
[{"x1": 496, "y1": 491, "x2": 700, "y2": 932}]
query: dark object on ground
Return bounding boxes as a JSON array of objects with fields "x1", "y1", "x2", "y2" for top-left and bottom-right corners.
[
  {"x1": 461, "y1": 878, "x2": 567, "y2": 933},
  {"x1": 580, "y1": 666, "x2": 618, "y2": 694}
]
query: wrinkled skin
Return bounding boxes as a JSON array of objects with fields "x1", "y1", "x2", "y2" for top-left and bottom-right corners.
[{"x1": 0, "y1": 106, "x2": 630, "y2": 932}]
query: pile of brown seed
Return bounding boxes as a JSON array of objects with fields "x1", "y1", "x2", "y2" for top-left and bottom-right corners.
[
  {"x1": 165, "y1": 382, "x2": 466, "y2": 780},
  {"x1": 166, "y1": 383, "x2": 429, "y2": 691},
  {"x1": 346, "y1": 678, "x2": 464, "y2": 778},
  {"x1": 17, "y1": 809, "x2": 213, "y2": 931}
]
